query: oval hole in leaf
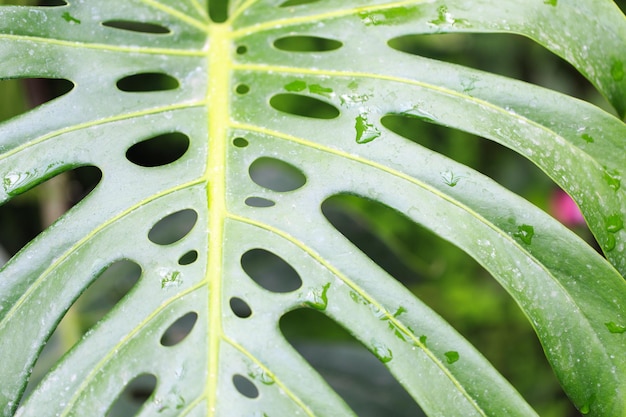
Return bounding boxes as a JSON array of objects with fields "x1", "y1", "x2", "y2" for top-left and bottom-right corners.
[
  {"x1": 0, "y1": 165, "x2": 102, "y2": 267},
  {"x1": 106, "y1": 373, "x2": 157, "y2": 417},
  {"x1": 241, "y1": 249, "x2": 303, "y2": 293},
  {"x1": 0, "y1": 78, "x2": 74, "y2": 123},
  {"x1": 245, "y1": 197, "x2": 275, "y2": 208},
  {"x1": 230, "y1": 297, "x2": 252, "y2": 318},
  {"x1": 280, "y1": 309, "x2": 425, "y2": 416},
  {"x1": 249, "y1": 157, "x2": 307, "y2": 192},
  {"x1": 125, "y1": 132, "x2": 190, "y2": 167},
  {"x1": 21, "y1": 259, "x2": 142, "y2": 402},
  {"x1": 274, "y1": 35, "x2": 343, "y2": 52},
  {"x1": 209, "y1": 0, "x2": 229, "y2": 23},
  {"x1": 116, "y1": 73, "x2": 179, "y2": 92},
  {"x1": 280, "y1": 0, "x2": 320, "y2": 6},
  {"x1": 148, "y1": 209, "x2": 198, "y2": 245},
  {"x1": 160, "y1": 311, "x2": 198, "y2": 346},
  {"x1": 102, "y1": 20, "x2": 170, "y2": 34},
  {"x1": 178, "y1": 250, "x2": 198, "y2": 265},
  {"x1": 270, "y1": 93, "x2": 340, "y2": 119},
  {"x1": 387, "y1": 33, "x2": 600, "y2": 101},
  {"x1": 232, "y1": 374, "x2": 259, "y2": 399}
]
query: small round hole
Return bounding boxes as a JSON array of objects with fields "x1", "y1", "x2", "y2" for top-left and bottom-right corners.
[
  {"x1": 178, "y1": 250, "x2": 198, "y2": 265},
  {"x1": 236, "y1": 84, "x2": 250, "y2": 94},
  {"x1": 232, "y1": 374, "x2": 259, "y2": 399},
  {"x1": 236, "y1": 45, "x2": 248, "y2": 55},
  {"x1": 230, "y1": 297, "x2": 252, "y2": 318},
  {"x1": 233, "y1": 137, "x2": 249, "y2": 148}
]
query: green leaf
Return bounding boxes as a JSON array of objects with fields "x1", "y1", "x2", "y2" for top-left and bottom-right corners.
[{"x1": 0, "y1": 1, "x2": 625, "y2": 416}]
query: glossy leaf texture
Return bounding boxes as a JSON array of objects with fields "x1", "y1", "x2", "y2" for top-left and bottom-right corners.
[{"x1": 0, "y1": 1, "x2": 625, "y2": 416}]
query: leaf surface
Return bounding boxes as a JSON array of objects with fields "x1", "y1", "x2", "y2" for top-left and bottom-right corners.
[{"x1": 0, "y1": 1, "x2": 625, "y2": 416}]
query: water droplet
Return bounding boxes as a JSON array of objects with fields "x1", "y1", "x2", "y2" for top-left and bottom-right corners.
[
  {"x1": 605, "y1": 214, "x2": 624, "y2": 233},
  {"x1": 605, "y1": 234, "x2": 616, "y2": 251},
  {"x1": 419, "y1": 335, "x2": 427, "y2": 346},
  {"x1": 513, "y1": 224, "x2": 534, "y2": 244},
  {"x1": 400, "y1": 105, "x2": 438, "y2": 123},
  {"x1": 308, "y1": 84, "x2": 333, "y2": 98},
  {"x1": 349, "y1": 290, "x2": 368, "y2": 305},
  {"x1": 444, "y1": 350, "x2": 460, "y2": 364},
  {"x1": 358, "y1": 7, "x2": 411, "y2": 26},
  {"x1": 611, "y1": 60, "x2": 624, "y2": 81},
  {"x1": 441, "y1": 170, "x2": 462, "y2": 187},
  {"x1": 61, "y1": 11, "x2": 81, "y2": 24},
  {"x1": 581, "y1": 133, "x2": 594, "y2": 143},
  {"x1": 339, "y1": 93, "x2": 370, "y2": 106},
  {"x1": 393, "y1": 306, "x2": 406, "y2": 317},
  {"x1": 603, "y1": 168, "x2": 621, "y2": 191},
  {"x1": 284, "y1": 80, "x2": 306, "y2": 92},
  {"x1": 302, "y1": 282, "x2": 330, "y2": 310},
  {"x1": 355, "y1": 113, "x2": 381, "y2": 144},
  {"x1": 543, "y1": 0, "x2": 557, "y2": 5},
  {"x1": 160, "y1": 269, "x2": 182, "y2": 289},
  {"x1": 605, "y1": 321, "x2": 626, "y2": 334},
  {"x1": 371, "y1": 342, "x2": 393, "y2": 363},
  {"x1": 429, "y1": 5, "x2": 470, "y2": 27},
  {"x1": 248, "y1": 365, "x2": 275, "y2": 385}
]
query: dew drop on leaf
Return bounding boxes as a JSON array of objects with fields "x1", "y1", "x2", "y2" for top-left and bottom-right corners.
[
  {"x1": 445, "y1": 351, "x2": 460, "y2": 364},
  {"x1": 513, "y1": 224, "x2": 534, "y2": 244},
  {"x1": 284, "y1": 80, "x2": 307, "y2": 92},
  {"x1": 371, "y1": 342, "x2": 393, "y2": 363},
  {"x1": 603, "y1": 168, "x2": 621, "y2": 191},
  {"x1": 605, "y1": 214, "x2": 624, "y2": 233},
  {"x1": 581, "y1": 133, "x2": 594, "y2": 143},
  {"x1": 355, "y1": 113, "x2": 381, "y2": 143},
  {"x1": 303, "y1": 282, "x2": 330, "y2": 310},
  {"x1": 611, "y1": 60, "x2": 624, "y2": 81},
  {"x1": 605, "y1": 321, "x2": 626, "y2": 334}
]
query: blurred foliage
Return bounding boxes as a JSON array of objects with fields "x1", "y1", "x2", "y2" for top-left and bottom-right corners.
[{"x1": 2, "y1": 1, "x2": 625, "y2": 415}]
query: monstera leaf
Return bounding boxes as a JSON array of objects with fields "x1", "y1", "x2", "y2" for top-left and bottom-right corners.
[{"x1": 1, "y1": 0, "x2": 625, "y2": 416}]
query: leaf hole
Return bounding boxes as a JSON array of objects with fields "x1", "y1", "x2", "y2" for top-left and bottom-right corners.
[
  {"x1": 160, "y1": 312, "x2": 198, "y2": 347},
  {"x1": 249, "y1": 157, "x2": 307, "y2": 192},
  {"x1": 387, "y1": 33, "x2": 603, "y2": 103},
  {"x1": 102, "y1": 20, "x2": 171, "y2": 34},
  {"x1": 0, "y1": 0, "x2": 66, "y2": 4},
  {"x1": 279, "y1": 0, "x2": 321, "y2": 6},
  {"x1": 0, "y1": 165, "x2": 102, "y2": 267},
  {"x1": 106, "y1": 373, "x2": 157, "y2": 417},
  {"x1": 116, "y1": 72, "x2": 179, "y2": 92},
  {"x1": 125, "y1": 132, "x2": 190, "y2": 167},
  {"x1": 241, "y1": 249, "x2": 303, "y2": 293},
  {"x1": 236, "y1": 84, "x2": 250, "y2": 94},
  {"x1": 233, "y1": 137, "x2": 249, "y2": 147},
  {"x1": 178, "y1": 250, "x2": 198, "y2": 265},
  {"x1": 208, "y1": 0, "x2": 229, "y2": 23},
  {"x1": 230, "y1": 297, "x2": 252, "y2": 318},
  {"x1": 245, "y1": 197, "x2": 276, "y2": 208},
  {"x1": 0, "y1": 78, "x2": 74, "y2": 123},
  {"x1": 274, "y1": 35, "x2": 343, "y2": 52},
  {"x1": 236, "y1": 45, "x2": 248, "y2": 55},
  {"x1": 232, "y1": 374, "x2": 259, "y2": 399},
  {"x1": 270, "y1": 93, "x2": 340, "y2": 119},
  {"x1": 148, "y1": 209, "x2": 198, "y2": 246},
  {"x1": 21, "y1": 259, "x2": 142, "y2": 402},
  {"x1": 280, "y1": 309, "x2": 425, "y2": 416}
]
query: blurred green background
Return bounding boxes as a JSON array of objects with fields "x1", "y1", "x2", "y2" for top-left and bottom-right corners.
[{"x1": 1, "y1": 0, "x2": 624, "y2": 416}]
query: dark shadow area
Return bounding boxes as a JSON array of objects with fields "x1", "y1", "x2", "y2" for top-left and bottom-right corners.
[
  {"x1": 126, "y1": 132, "x2": 190, "y2": 168},
  {"x1": 0, "y1": 165, "x2": 101, "y2": 265},
  {"x1": 21, "y1": 259, "x2": 142, "y2": 404},
  {"x1": 102, "y1": 20, "x2": 170, "y2": 34},
  {"x1": 274, "y1": 36, "x2": 343, "y2": 52},
  {"x1": 106, "y1": 373, "x2": 157, "y2": 417},
  {"x1": 281, "y1": 308, "x2": 426, "y2": 417},
  {"x1": 270, "y1": 93, "x2": 340, "y2": 119}
]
